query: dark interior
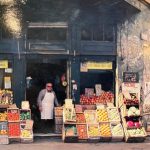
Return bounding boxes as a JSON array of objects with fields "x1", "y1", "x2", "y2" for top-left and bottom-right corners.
[{"x1": 26, "y1": 60, "x2": 67, "y2": 133}]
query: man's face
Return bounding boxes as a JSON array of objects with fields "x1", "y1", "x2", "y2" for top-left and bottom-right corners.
[{"x1": 46, "y1": 83, "x2": 53, "y2": 91}]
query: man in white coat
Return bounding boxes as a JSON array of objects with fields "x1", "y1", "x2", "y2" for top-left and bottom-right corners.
[{"x1": 37, "y1": 82, "x2": 59, "y2": 133}]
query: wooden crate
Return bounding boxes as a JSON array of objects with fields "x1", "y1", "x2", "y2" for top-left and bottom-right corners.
[
  {"x1": 20, "y1": 109, "x2": 31, "y2": 121},
  {"x1": 55, "y1": 117, "x2": 63, "y2": 125},
  {"x1": 110, "y1": 123, "x2": 124, "y2": 142},
  {"x1": 55, "y1": 124, "x2": 63, "y2": 134},
  {"x1": 124, "y1": 127, "x2": 147, "y2": 143},
  {"x1": 0, "y1": 135, "x2": 9, "y2": 144},
  {"x1": 54, "y1": 107, "x2": 63, "y2": 117},
  {"x1": 7, "y1": 108, "x2": 20, "y2": 122},
  {"x1": 0, "y1": 122, "x2": 8, "y2": 136}
]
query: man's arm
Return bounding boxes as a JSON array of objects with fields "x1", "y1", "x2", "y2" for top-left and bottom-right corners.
[{"x1": 37, "y1": 90, "x2": 44, "y2": 110}]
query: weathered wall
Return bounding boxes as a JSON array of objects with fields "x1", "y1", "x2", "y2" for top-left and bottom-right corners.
[{"x1": 117, "y1": 3, "x2": 150, "y2": 100}]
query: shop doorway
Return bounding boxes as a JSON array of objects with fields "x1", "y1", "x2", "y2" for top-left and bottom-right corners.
[{"x1": 26, "y1": 59, "x2": 67, "y2": 133}]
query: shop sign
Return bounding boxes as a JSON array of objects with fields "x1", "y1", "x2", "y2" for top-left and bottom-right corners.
[
  {"x1": 87, "y1": 62, "x2": 112, "y2": 70},
  {"x1": 122, "y1": 83, "x2": 141, "y2": 100},
  {"x1": 123, "y1": 72, "x2": 139, "y2": 83},
  {"x1": 0, "y1": 60, "x2": 8, "y2": 69}
]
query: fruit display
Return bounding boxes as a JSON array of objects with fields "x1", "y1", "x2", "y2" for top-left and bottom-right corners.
[
  {"x1": 0, "y1": 122, "x2": 8, "y2": 135},
  {"x1": 63, "y1": 107, "x2": 76, "y2": 122},
  {"x1": 127, "y1": 106, "x2": 140, "y2": 117},
  {"x1": 96, "y1": 109, "x2": 109, "y2": 122},
  {"x1": 80, "y1": 91, "x2": 114, "y2": 105},
  {"x1": 0, "y1": 90, "x2": 13, "y2": 105},
  {"x1": 7, "y1": 109, "x2": 20, "y2": 121},
  {"x1": 76, "y1": 124, "x2": 88, "y2": 139},
  {"x1": 107, "y1": 107, "x2": 120, "y2": 122},
  {"x1": 99, "y1": 123, "x2": 111, "y2": 137},
  {"x1": 127, "y1": 128, "x2": 146, "y2": 137},
  {"x1": 8, "y1": 123, "x2": 20, "y2": 137},
  {"x1": 111, "y1": 123, "x2": 124, "y2": 136},
  {"x1": 20, "y1": 110, "x2": 31, "y2": 121},
  {"x1": 76, "y1": 113, "x2": 86, "y2": 123},
  {"x1": 84, "y1": 110, "x2": 96, "y2": 123},
  {"x1": 21, "y1": 129, "x2": 33, "y2": 138},
  {"x1": 0, "y1": 112, "x2": 7, "y2": 121},
  {"x1": 87, "y1": 124, "x2": 100, "y2": 137},
  {"x1": 65, "y1": 125, "x2": 77, "y2": 136}
]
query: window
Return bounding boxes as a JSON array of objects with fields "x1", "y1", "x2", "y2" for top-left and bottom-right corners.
[
  {"x1": 81, "y1": 24, "x2": 114, "y2": 42},
  {"x1": 27, "y1": 28, "x2": 67, "y2": 41}
]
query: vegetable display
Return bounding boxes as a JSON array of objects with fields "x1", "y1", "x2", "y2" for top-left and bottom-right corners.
[
  {"x1": 8, "y1": 123, "x2": 20, "y2": 137},
  {"x1": 107, "y1": 108, "x2": 120, "y2": 122},
  {"x1": 77, "y1": 125, "x2": 88, "y2": 139},
  {"x1": 87, "y1": 124, "x2": 100, "y2": 137},
  {"x1": 0, "y1": 112, "x2": 7, "y2": 121},
  {"x1": 76, "y1": 113, "x2": 86, "y2": 123},
  {"x1": 20, "y1": 111, "x2": 31, "y2": 121}
]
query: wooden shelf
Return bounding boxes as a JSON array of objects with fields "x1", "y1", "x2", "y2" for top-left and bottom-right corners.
[
  {"x1": 9, "y1": 136, "x2": 20, "y2": 139},
  {"x1": 0, "y1": 104, "x2": 9, "y2": 108}
]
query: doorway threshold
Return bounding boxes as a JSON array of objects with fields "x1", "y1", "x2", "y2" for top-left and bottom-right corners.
[{"x1": 34, "y1": 133, "x2": 62, "y2": 137}]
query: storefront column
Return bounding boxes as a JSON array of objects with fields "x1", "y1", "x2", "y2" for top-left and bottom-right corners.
[
  {"x1": 71, "y1": 57, "x2": 80, "y2": 103},
  {"x1": 13, "y1": 55, "x2": 26, "y2": 107}
]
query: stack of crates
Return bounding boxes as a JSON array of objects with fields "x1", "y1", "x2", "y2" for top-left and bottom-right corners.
[{"x1": 54, "y1": 107, "x2": 63, "y2": 134}]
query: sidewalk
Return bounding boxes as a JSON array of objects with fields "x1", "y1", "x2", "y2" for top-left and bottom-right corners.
[{"x1": 1, "y1": 136, "x2": 150, "y2": 150}]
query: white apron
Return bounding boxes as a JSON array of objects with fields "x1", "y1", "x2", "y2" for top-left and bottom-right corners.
[{"x1": 41, "y1": 91, "x2": 54, "y2": 120}]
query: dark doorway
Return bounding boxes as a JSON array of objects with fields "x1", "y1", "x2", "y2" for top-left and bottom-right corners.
[{"x1": 26, "y1": 59, "x2": 67, "y2": 133}]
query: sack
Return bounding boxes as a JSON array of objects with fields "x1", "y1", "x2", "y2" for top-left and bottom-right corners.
[{"x1": 21, "y1": 101, "x2": 30, "y2": 109}]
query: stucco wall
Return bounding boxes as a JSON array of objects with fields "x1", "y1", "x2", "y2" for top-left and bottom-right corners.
[{"x1": 117, "y1": 4, "x2": 150, "y2": 100}]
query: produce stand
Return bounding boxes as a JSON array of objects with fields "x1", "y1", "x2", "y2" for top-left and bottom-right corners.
[{"x1": 119, "y1": 87, "x2": 147, "y2": 143}]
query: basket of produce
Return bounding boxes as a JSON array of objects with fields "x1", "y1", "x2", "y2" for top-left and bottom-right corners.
[
  {"x1": 63, "y1": 107, "x2": 76, "y2": 123},
  {"x1": 0, "y1": 111, "x2": 7, "y2": 122},
  {"x1": 0, "y1": 122, "x2": 8, "y2": 135},
  {"x1": 20, "y1": 109, "x2": 31, "y2": 122},
  {"x1": 84, "y1": 110, "x2": 97, "y2": 124},
  {"x1": 123, "y1": 117, "x2": 143, "y2": 129},
  {"x1": 7, "y1": 108, "x2": 20, "y2": 122},
  {"x1": 54, "y1": 107, "x2": 63, "y2": 117},
  {"x1": 8, "y1": 122, "x2": 20, "y2": 138},
  {"x1": 0, "y1": 90, "x2": 13, "y2": 105},
  {"x1": 110, "y1": 123, "x2": 124, "y2": 142},
  {"x1": 96, "y1": 109, "x2": 109, "y2": 123},
  {"x1": 76, "y1": 124, "x2": 88, "y2": 140},
  {"x1": 124, "y1": 127, "x2": 147, "y2": 142},
  {"x1": 63, "y1": 124, "x2": 78, "y2": 143},
  {"x1": 99, "y1": 123, "x2": 112, "y2": 142},
  {"x1": 76, "y1": 113, "x2": 86, "y2": 124},
  {"x1": 87, "y1": 124, "x2": 100, "y2": 142},
  {"x1": 107, "y1": 107, "x2": 120, "y2": 123}
]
